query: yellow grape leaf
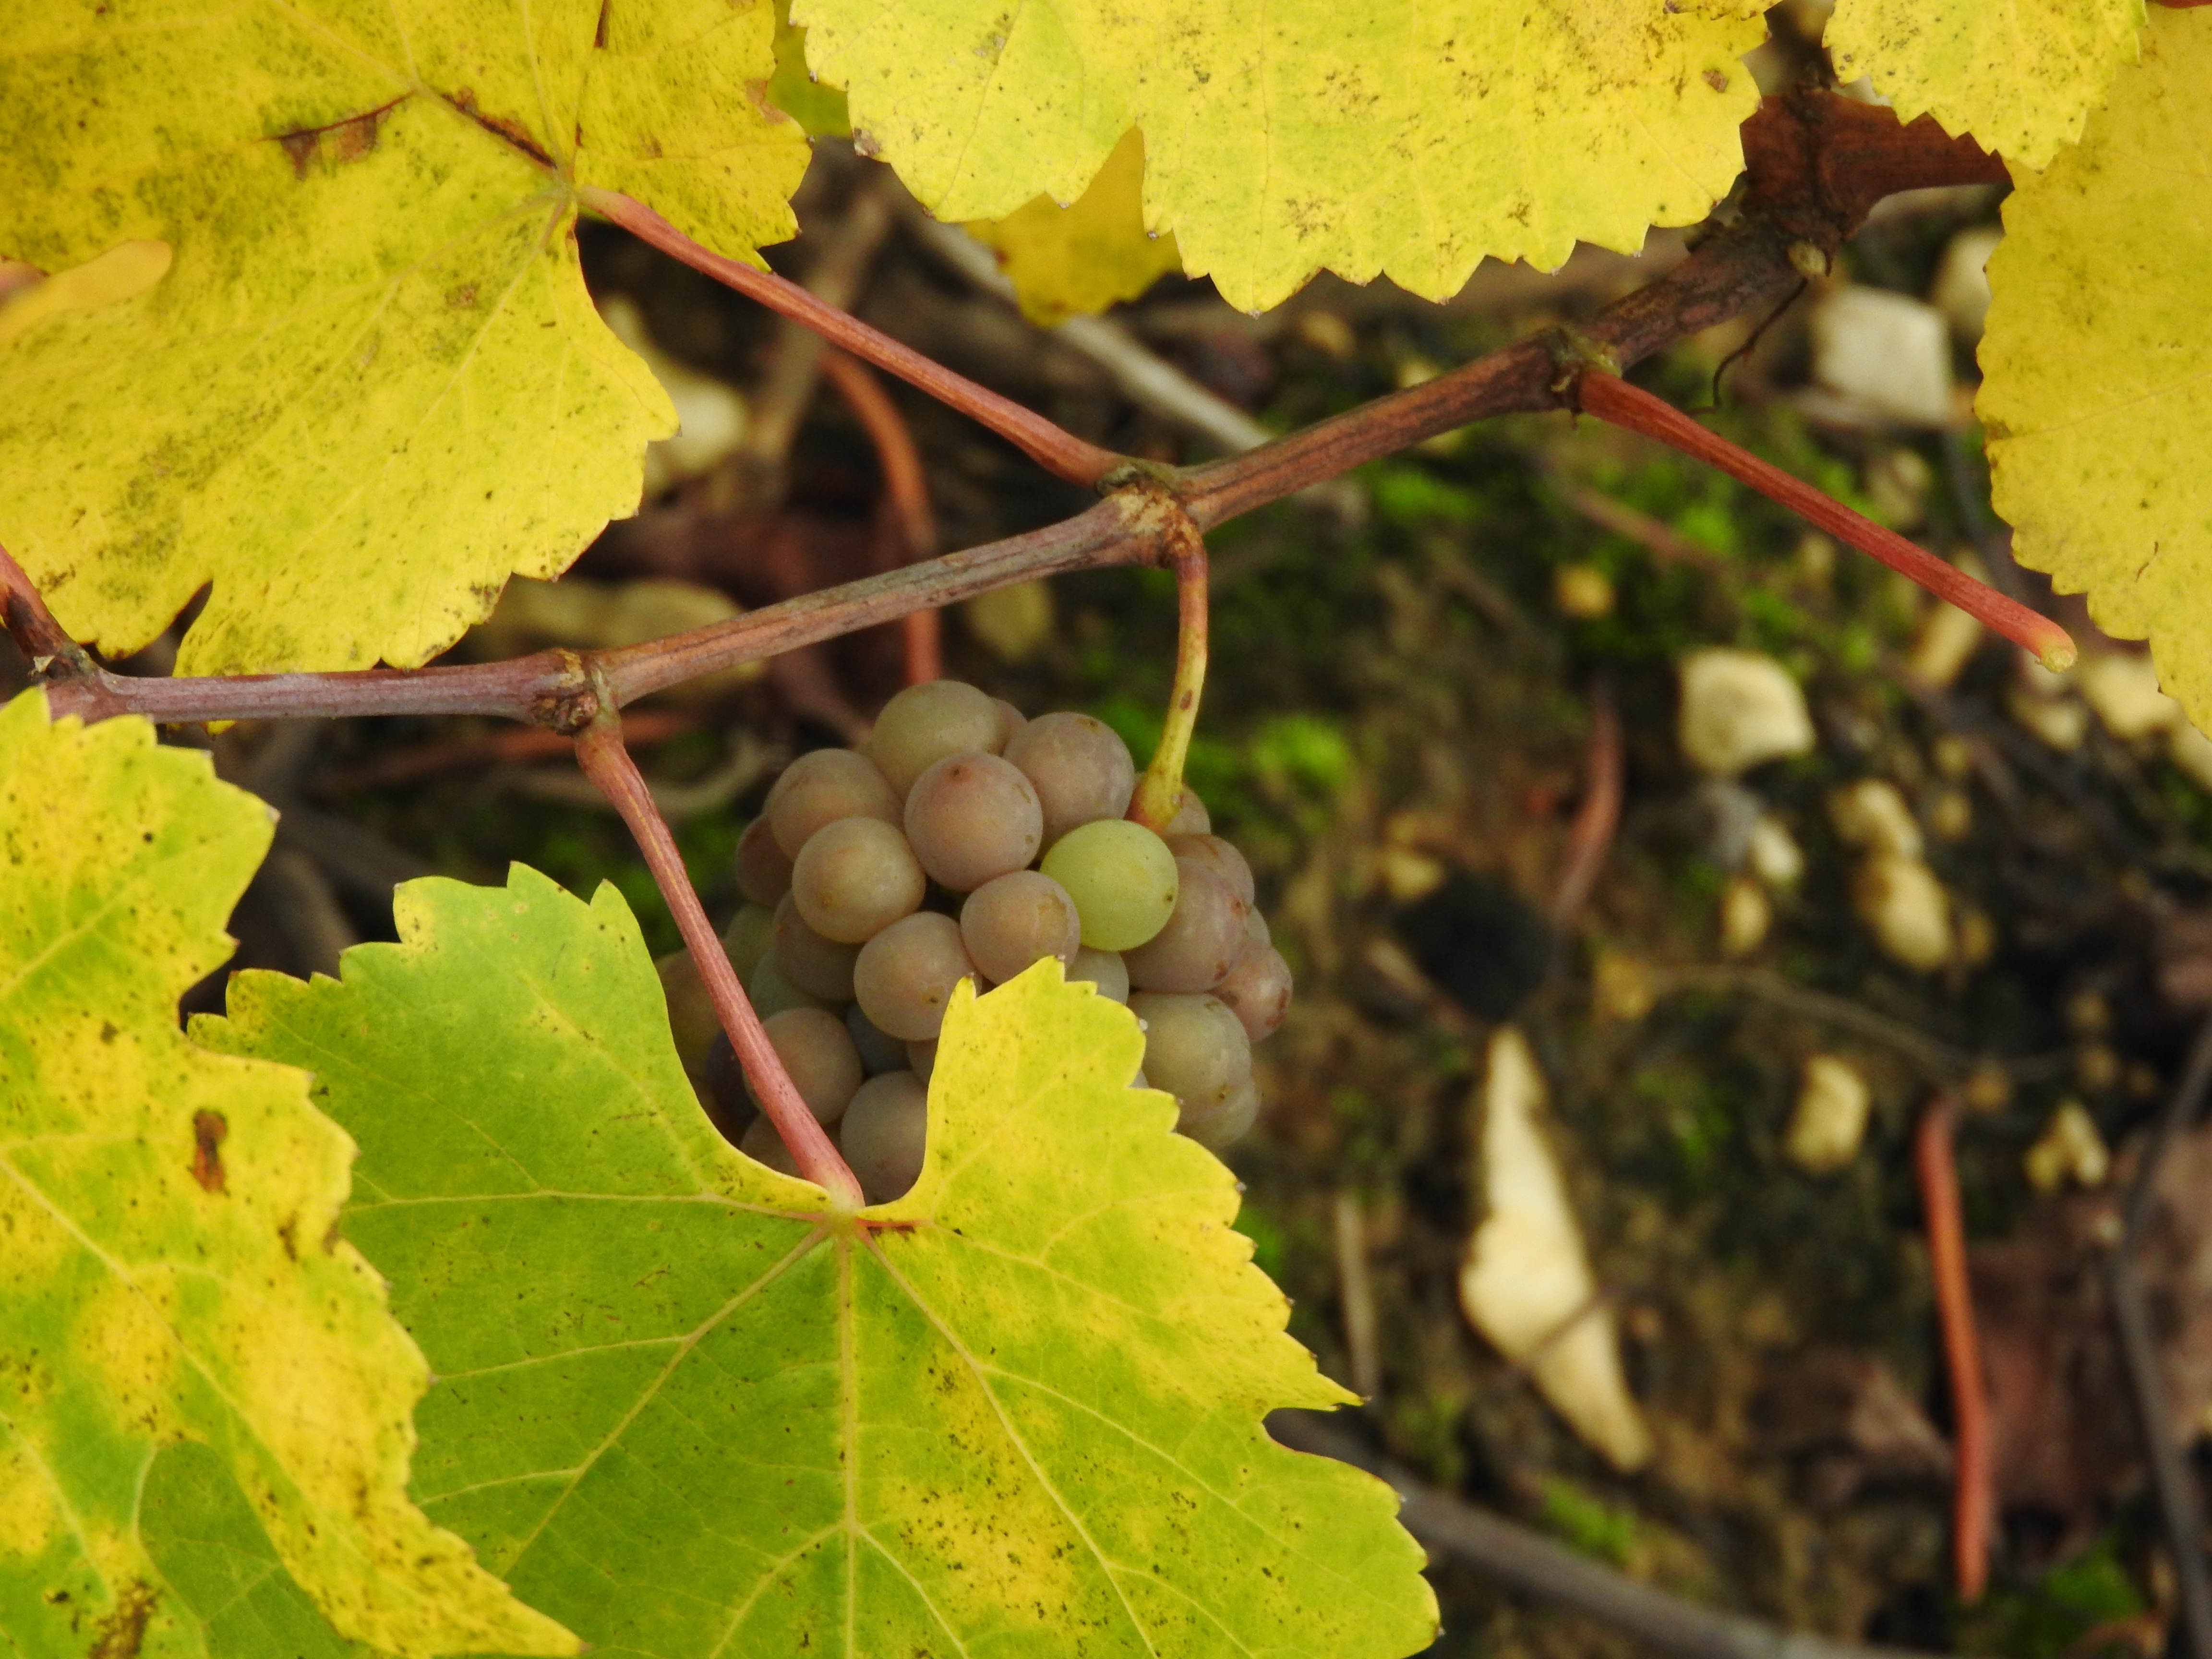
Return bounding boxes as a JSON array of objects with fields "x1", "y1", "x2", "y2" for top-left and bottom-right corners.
[
  {"x1": 0, "y1": 0, "x2": 807, "y2": 678},
  {"x1": 0, "y1": 690, "x2": 572, "y2": 1658},
  {"x1": 1979, "y1": 7, "x2": 2212, "y2": 730},
  {"x1": 795, "y1": 0, "x2": 1763, "y2": 313},
  {"x1": 968, "y1": 128, "x2": 1185, "y2": 326},
  {"x1": 1827, "y1": 0, "x2": 2144, "y2": 168}
]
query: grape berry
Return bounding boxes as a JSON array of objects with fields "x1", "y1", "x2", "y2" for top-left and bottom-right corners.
[{"x1": 664, "y1": 680, "x2": 1291, "y2": 1202}]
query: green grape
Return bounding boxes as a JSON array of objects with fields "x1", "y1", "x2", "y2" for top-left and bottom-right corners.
[
  {"x1": 791, "y1": 815, "x2": 925, "y2": 943},
  {"x1": 1164, "y1": 786, "x2": 1211, "y2": 836},
  {"x1": 862, "y1": 679, "x2": 1003, "y2": 794},
  {"x1": 721, "y1": 902, "x2": 776, "y2": 983},
  {"x1": 772, "y1": 894, "x2": 860, "y2": 1001},
  {"x1": 840, "y1": 1071, "x2": 929, "y2": 1204},
  {"x1": 1166, "y1": 832, "x2": 1255, "y2": 906},
  {"x1": 846, "y1": 1004, "x2": 909, "y2": 1075},
  {"x1": 904, "y1": 753, "x2": 1043, "y2": 891},
  {"x1": 745, "y1": 949, "x2": 836, "y2": 1020},
  {"x1": 766, "y1": 748, "x2": 902, "y2": 858},
  {"x1": 1005, "y1": 712, "x2": 1135, "y2": 844},
  {"x1": 959, "y1": 870, "x2": 1081, "y2": 985},
  {"x1": 738, "y1": 1113, "x2": 800, "y2": 1177},
  {"x1": 733, "y1": 815, "x2": 794, "y2": 907},
  {"x1": 1129, "y1": 990, "x2": 1251, "y2": 1120},
  {"x1": 703, "y1": 1033, "x2": 749, "y2": 1145},
  {"x1": 1040, "y1": 818, "x2": 1179, "y2": 951},
  {"x1": 745, "y1": 1006, "x2": 863, "y2": 1125},
  {"x1": 852, "y1": 911, "x2": 979, "y2": 1040},
  {"x1": 1178, "y1": 1077, "x2": 1259, "y2": 1150},
  {"x1": 1215, "y1": 940, "x2": 1292, "y2": 1042},
  {"x1": 655, "y1": 949, "x2": 721, "y2": 1078},
  {"x1": 1068, "y1": 945, "x2": 1130, "y2": 1003},
  {"x1": 1123, "y1": 858, "x2": 1249, "y2": 994}
]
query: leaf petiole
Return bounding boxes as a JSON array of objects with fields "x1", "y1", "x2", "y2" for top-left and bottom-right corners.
[
  {"x1": 1126, "y1": 500, "x2": 1209, "y2": 832},
  {"x1": 579, "y1": 186, "x2": 1125, "y2": 490},
  {"x1": 1575, "y1": 371, "x2": 2078, "y2": 673},
  {"x1": 573, "y1": 710, "x2": 866, "y2": 1209}
]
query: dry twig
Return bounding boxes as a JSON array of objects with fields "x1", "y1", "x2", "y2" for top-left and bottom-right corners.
[
  {"x1": 1269, "y1": 1411, "x2": 1949, "y2": 1659},
  {"x1": 1914, "y1": 1095, "x2": 1993, "y2": 1603}
]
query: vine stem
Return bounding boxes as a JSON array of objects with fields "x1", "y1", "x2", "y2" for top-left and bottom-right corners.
[
  {"x1": 1575, "y1": 372, "x2": 2078, "y2": 673},
  {"x1": 1126, "y1": 503, "x2": 1209, "y2": 832},
  {"x1": 573, "y1": 710, "x2": 866, "y2": 1210},
  {"x1": 1913, "y1": 1094, "x2": 1992, "y2": 1602},
  {"x1": 0, "y1": 540, "x2": 93, "y2": 674},
  {"x1": 819, "y1": 349, "x2": 943, "y2": 684},
  {"x1": 581, "y1": 187, "x2": 1123, "y2": 490}
]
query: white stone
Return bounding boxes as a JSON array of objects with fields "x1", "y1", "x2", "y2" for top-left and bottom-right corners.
[
  {"x1": 1719, "y1": 875, "x2": 1771, "y2": 957},
  {"x1": 1810, "y1": 285, "x2": 1955, "y2": 427},
  {"x1": 1830, "y1": 778, "x2": 1923, "y2": 862},
  {"x1": 1678, "y1": 649, "x2": 1816, "y2": 777},
  {"x1": 1852, "y1": 853, "x2": 1952, "y2": 971},
  {"x1": 961, "y1": 579, "x2": 1055, "y2": 662},
  {"x1": 1908, "y1": 599, "x2": 1984, "y2": 690},
  {"x1": 1786, "y1": 1055, "x2": 1872, "y2": 1174},
  {"x1": 599, "y1": 295, "x2": 748, "y2": 494},
  {"x1": 2076, "y1": 652, "x2": 2182, "y2": 741},
  {"x1": 2171, "y1": 722, "x2": 2212, "y2": 793},
  {"x1": 1931, "y1": 224, "x2": 2003, "y2": 344},
  {"x1": 2023, "y1": 1102, "x2": 2110, "y2": 1193},
  {"x1": 1747, "y1": 815, "x2": 1805, "y2": 887},
  {"x1": 1461, "y1": 1029, "x2": 1651, "y2": 1471},
  {"x1": 2007, "y1": 681, "x2": 2089, "y2": 751}
]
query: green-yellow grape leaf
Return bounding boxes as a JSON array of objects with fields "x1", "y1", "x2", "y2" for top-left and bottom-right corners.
[
  {"x1": 0, "y1": 690, "x2": 573, "y2": 1659},
  {"x1": 1979, "y1": 6, "x2": 2212, "y2": 729},
  {"x1": 202, "y1": 866, "x2": 1439, "y2": 1658},
  {"x1": 1827, "y1": 0, "x2": 2144, "y2": 168},
  {"x1": 968, "y1": 129, "x2": 1185, "y2": 326},
  {"x1": 794, "y1": 0, "x2": 1763, "y2": 313},
  {"x1": 139, "y1": 1443, "x2": 394, "y2": 1659},
  {"x1": 0, "y1": 0, "x2": 808, "y2": 678}
]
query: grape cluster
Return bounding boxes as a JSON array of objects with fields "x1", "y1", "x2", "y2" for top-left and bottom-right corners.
[{"x1": 658, "y1": 679, "x2": 1293, "y2": 1203}]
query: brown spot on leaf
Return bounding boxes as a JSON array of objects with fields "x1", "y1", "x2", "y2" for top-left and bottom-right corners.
[
  {"x1": 446, "y1": 282, "x2": 479, "y2": 309},
  {"x1": 189, "y1": 1111, "x2": 227, "y2": 1194},
  {"x1": 278, "y1": 131, "x2": 319, "y2": 179},
  {"x1": 87, "y1": 1581, "x2": 157, "y2": 1659},
  {"x1": 273, "y1": 96, "x2": 406, "y2": 179},
  {"x1": 1703, "y1": 67, "x2": 1730, "y2": 93},
  {"x1": 447, "y1": 87, "x2": 554, "y2": 167}
]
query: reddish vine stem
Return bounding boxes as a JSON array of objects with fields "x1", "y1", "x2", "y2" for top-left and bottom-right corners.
[
  {"x1": 1913, "y1": 1094, "x2": 1993, "y2": 1602},
  {"x1": 582, "y1": 187, "x2": 1124, "y2": 490},
  {"x1": 819, "y1": 349, "x2": 943, "y2": 684},
  {"x1": 1126, "y1": 499, "x2": 1210, "y2": 832},
  {"x1": 1575, "y1": 372, "x2": 2077, "y2": 672},
  {"x1": 573, "y1": 710, "x2": 866, "y2": 1210},
  {"x1": 0, "y1": 540, "x2": 92, "y2": 673}
]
